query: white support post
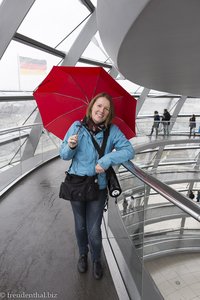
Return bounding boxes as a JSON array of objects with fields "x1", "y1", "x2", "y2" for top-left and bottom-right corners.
[
  {"x1": 0, "y1": 0, "x2": 36, "y2": 59},
  {"x1": 136, "y1": 87, "x2": 150, "y2": 116},
  {"x1": 169, "y1": 95, "x2": 187, "y2": 132}
]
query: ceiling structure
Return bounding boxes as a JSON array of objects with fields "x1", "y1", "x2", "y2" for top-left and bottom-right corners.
[{"x1": 97, "y1": 0, "x2": 200, "y2": 97}]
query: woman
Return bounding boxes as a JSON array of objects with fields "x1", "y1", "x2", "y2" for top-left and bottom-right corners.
[{"x1": 59, "y1": 92, "x2": 134, "y2": 280}]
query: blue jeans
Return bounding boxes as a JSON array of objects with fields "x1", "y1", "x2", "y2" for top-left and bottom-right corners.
[{"x1": 70, "y1": 189, "x2": 107, "y2": 261}]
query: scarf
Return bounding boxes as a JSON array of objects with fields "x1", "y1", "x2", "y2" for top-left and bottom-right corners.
[{"x1": 82, "y1": 116, "x2": 106, "y2": 134}]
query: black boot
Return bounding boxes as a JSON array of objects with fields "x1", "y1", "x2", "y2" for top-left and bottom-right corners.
[
  {"x1": 77, "y1": 255, "x2": 88, "y2": 273},
  {"x1": 93, "y1": 260, "x2": 103, "y2": 280}
]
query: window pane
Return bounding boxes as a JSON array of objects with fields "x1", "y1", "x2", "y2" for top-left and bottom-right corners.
[
  {"x1": 17, "y1": 0, "x2": 89, "y2": 48},
  {"x1": 0, "y1": 41, "x2": 61, "y2": 91},
  {"x1": 56, "y1": 18, "x2": 87, "y2": 52},
  {"x1": 90, "y1": 0, "x2": 97, "y2": 6},
  {"x1": 0, "y1": 101, "x2": 36, "y2": 129},
  {"x1": 180, "y1": 98, "x2": 200, "y2": 115},
  {"x1": 82, "y1": 33, "x2": 110, "y2": 62},
  {"x1": 139, "y1": 97, "x2": 177, "y2": 116}
]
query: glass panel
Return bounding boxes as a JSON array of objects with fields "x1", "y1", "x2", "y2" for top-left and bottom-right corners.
[
  {"x1": 35, "y1": 131, "x2": 60, "y2": 155},
  {"x1": 149, "y1": 89, "x2": 171, "y2": 96},
  {"x1": 0, "y1": 91, "x2": 33, "y2": 97},
  {"x1": 90, "y1": 0, "x2": 97, "y2": 6},
  {"x1": 117, "y1": 79, "x2": 141, "y2": 94},
  {"x1": 82, "y1": 32, "x2": 111, "y2": 62},
  {"x1": 180, "y1": 98, "x2": 200, "y2": 115},
  {"x1": 0, "y1": 125, "x2": 60, "y2": 193},
  {"x1": 0, "y1": 41, "x2": 61, "y2": 91},
  {"x1": 82, "y1": 40, "x2": 108, "y2": 62},
  {"x1": 160, "y1": 148, "x2": 198, "y2": 163},
  {"x1": 134, "y1": 151, "x2": 157, "y2": 168},
  {"x1": 106, "y1": 167, "x2": 145, "y2": 298},
  {"x1": 17, "y1": 0, "x2": 89, "y2": 48},
  {"x1": 138, "y1": 97, "x2": 177, "y2": 116},
  {"x1": 114, "y1": 165, "x2": 200, "y2": 299},
  {"x1": 194, "y1": 182, "x2": 200, "y2": 189},
  {"x1": 0, "y1": 133, "x2": 22, "y2": 171},
  {"x1": 76, "y1": 61, "x2": 110, "y2": 72},
  {"x1": 134, "y1": 138, "x2": 200, "y2": 173},
  {"x1": 173, "y1": 116, "x2": 190, "y2": 133},
  {"x1": 56, "y1": 18, "x2": 87, "y2": 52},
  {"x1": 0, "y1": 128, "x2": 22, "y2": 190},
  {"x1": 0, "y1": 101, "x2": 36, "y2": 129}
]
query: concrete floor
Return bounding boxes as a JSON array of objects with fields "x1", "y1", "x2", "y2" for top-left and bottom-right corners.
[
  {"x1": 0, "y1": 158, "x2": 118, "y2": 300},
  {"x1": 145, "y1": 253, "x2": 200, "y2": 300}
]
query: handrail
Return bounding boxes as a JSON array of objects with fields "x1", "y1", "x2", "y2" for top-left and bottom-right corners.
[
  {"x1": 123, "y1": 161, "x2": 200, "y2": 221},
  {"x1": 0, "y1": 123, "x2": 42, "y2": 135}
]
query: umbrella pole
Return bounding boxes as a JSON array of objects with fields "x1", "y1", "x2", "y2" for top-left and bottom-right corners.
[{"x1": 76, "y1": 122, "x2": 83, "y2": 135}]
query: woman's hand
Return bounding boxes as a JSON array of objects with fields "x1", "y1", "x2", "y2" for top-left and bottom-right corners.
[
  {"x1": 95, "y1": 164, "x2": 105, "y2": 174},
  {"x1": 68, "y1": 134, "x2": 78, "y2": 149}
]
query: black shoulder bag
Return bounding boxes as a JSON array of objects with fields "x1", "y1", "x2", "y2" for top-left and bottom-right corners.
[
  {"x1": 59, "y1": 124, "x2": 99, "y2": 202},
  {"x1": 59, "y1": 172, "x2": 99, "y2": 202},
  {"x1": 89, "y1": 128, "x2": 122, "y2": 198}
]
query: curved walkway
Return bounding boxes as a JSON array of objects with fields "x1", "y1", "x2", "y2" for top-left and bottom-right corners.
[{"x1": 0, "y1": 158, "x2": 118, "y2": 300}]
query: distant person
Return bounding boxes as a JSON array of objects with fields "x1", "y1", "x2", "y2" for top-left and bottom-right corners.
[
  {"x1": 129, "y1": 195, "x2": 135, "y2": 211},
  {"x1": 188, "y1": 190, "x2": 195, "y2": 200},
  {"x1": 189, "y1": 114, "x2": 196, "y2": 137},
  {"x1": 122, "y1": 198, "x2": 128, "y2": 214},
  {"x1": 150, "y1": 111, "x2": 160, "y2": 137},
  {"x1": 162, "y1": 109, "x2": 171, "y2": 136},
  {"x1": 196, "y1": 190, "x2": 200, "y2": 202}
]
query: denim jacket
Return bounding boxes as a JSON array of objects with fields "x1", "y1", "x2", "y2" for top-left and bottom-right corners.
[{"x1": 59, "y1": 121, "x2": 134, "y2": 189}]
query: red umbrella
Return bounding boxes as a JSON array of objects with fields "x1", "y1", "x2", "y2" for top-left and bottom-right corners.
[{"x1": 33, "y1": 66, "x2": 136, "y2": 140}]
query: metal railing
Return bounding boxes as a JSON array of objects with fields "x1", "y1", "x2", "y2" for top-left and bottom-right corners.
[{"x1": 104, "y1": 160, "x2": 200, "y2": 299}]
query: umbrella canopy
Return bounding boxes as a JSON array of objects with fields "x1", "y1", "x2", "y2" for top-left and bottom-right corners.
[{"x1": 33, "y1": 66, "x2": 136, "y2": 139}]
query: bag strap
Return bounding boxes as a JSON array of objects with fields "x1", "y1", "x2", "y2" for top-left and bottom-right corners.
[
  {"x1": 85, "y1": 125, "x2": 110, "y2": 209},
  {"x1": 89, "y1": 127, "x2": 110, "y2": 158},
  {"x1": 79, "y1": 119, "x2": 110, "y2": 157},
  {"x1": 83, "y1": 122, "x2": 120, "y2": 204}
]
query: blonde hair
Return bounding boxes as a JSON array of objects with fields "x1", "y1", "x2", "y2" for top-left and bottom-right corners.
[{"x1": 86, "y1": 92, "x2": 114, "y2": 126}]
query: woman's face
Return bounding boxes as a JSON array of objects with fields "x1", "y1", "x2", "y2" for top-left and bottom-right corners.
[{"x1": 91, "y1": 96, "x2": 110, "y2": 124}]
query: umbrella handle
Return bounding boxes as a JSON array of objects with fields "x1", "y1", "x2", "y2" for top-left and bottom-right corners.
[
  {"x1": 69, "y1": 123, "x2": 83, "y2": 147},
  {"x1": 76, "y1": 123, "x2": 83, "y2": 135}
]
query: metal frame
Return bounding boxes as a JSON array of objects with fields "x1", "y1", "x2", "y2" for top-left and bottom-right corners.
[{"x1": 0, "y1": 0, "x2": 36, "y2": 59}]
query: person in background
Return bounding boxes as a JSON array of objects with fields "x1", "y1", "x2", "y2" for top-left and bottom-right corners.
[
  {"x1": 122, "y1": 197, "x2": 128, "y2": 215},
  {"x1": 150, "y1": 111, "x2": 160, "y2": 137},
  {"x1": 188, "y1": 190, "x2": 195, "y2": 200},
  {"x1": 196, "y1": 190, "x2": 200, "y2": 202},
  {"x1": 189, "y1": 114, "x2": 196, "y2": 137},
  {"x1": 129, "y1": 195, "x2": 135, "y2": 211},
  {"x1": 59, "y1": 92, "x2": 134, "y2": 280},
  {"x1": 162, "y1": 109, "x2": 171, "y2": 136}
]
